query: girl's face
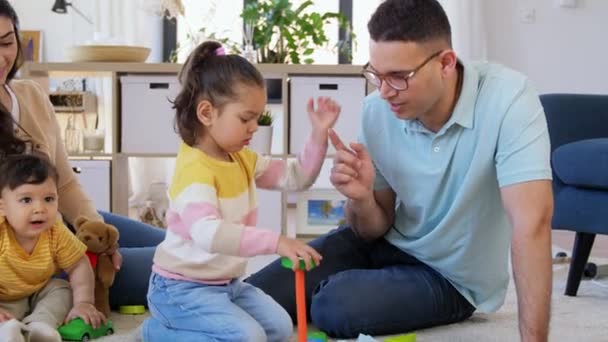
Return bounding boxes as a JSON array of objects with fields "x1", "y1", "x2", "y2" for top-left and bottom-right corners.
[
  {"x1": 0, "y1": 16, "x2": 17, "y2": 85},
  {"x1": 197, "y1": 84, "x2": 266, "y2": 160}
]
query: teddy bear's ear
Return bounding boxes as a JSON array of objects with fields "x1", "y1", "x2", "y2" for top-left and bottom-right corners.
[
  {"x1": 106, "y1": 224, "x2": 119, "y2": 247},
  {"x1": 74, "y1": 216, "x2": 89, "y2": 229}
]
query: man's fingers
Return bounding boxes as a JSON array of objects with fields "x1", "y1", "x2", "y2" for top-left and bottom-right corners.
[
  {"x1": 330, "y1": 173, "x2": 352, "y2": 185},
  {"x1": 350, "y1": 142, "x2": 371, "y2": 162},
  {"x1": 328, "y1": 129, "x2": 349, "y2": 151},
  {"x1": 332, "y1": 164, "x2": 358, "y2": 178}
]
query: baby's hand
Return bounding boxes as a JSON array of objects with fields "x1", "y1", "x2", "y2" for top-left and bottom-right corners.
[
  {"x1": 0, "y1": 308, "x2": 14, "y2": 322},
  {"x1": 65, "y1": 302, "x2": 106, "y2": 329},
  {"x1": 277, "y1": 236, "x2": 322, "y2": 271},
  {"x1": 307, "y1": 97, "x2": 341, "y2": 137}
]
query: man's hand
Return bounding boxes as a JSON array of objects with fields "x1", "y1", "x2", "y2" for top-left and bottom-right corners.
[{"x1": 328, "y1": 129, "x2": 375, "y2": 201}]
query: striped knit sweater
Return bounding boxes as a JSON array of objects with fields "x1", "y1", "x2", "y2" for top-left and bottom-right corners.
[{"x1": 152, "y1": 137, "x2": 327, "y2": 283}]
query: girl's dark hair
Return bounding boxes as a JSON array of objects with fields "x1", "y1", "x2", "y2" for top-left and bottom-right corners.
[
  {"x1": 0, "y1": 154, "x2": 58, "y2": 191},
  {"x1": 173, "y1": 40, "x2": 265, "y2": 146},
  {"x1": 368, "y1": 0, "x2": 452, "y2": 46},
  {"x1": 0, "y1": 0, "x2": 27, "y2": 157}
]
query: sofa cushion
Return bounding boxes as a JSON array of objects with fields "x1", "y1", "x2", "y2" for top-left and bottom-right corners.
[{"x1": 552, "y1": 138, "x2": 608, "y2": 189}]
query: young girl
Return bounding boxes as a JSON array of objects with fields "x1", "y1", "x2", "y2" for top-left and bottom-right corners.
[
  {"x1": 142, "y1": 41, "x2": 340, "y2": 341},
  {"x1": 0, "y1": 154, "x2": 105, "y2": 342}
]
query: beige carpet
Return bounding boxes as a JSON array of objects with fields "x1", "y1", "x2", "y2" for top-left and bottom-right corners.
[{"x1": 95, "y1": 256, "x2": 608, "y2": 342}]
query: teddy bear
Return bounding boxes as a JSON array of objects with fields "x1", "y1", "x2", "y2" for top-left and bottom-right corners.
[{"x1": 74, "y1": 216, "x2": 120, "y2": 316}]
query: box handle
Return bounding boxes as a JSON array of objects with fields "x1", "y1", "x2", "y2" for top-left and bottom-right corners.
[
  {"x1": 149, "y1": 83, "x2": 170, "y2": 89},
  {"x1": 319, "y1": 84, "x2": 338, "y2": 90}
]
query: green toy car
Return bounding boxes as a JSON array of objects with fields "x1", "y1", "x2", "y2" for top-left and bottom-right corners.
[{"x1": 58, "y1": 318, "x2": 114, "y2": 341}]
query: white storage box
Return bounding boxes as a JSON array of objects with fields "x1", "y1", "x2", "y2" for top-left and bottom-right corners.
[
  {"x1": 70, "y1": 160, "x2": 111, "y2": 212},
  {"x1": 289, "y1": 76, "x2": 366, "y2": 154},
  {"x1": 121, "y1": 76, "x2": 181, "y2": 154}
]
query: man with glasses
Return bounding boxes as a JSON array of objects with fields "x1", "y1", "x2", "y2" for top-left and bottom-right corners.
[{"x1": 248, "y1": 0, "x2": 552, "y2": 340}]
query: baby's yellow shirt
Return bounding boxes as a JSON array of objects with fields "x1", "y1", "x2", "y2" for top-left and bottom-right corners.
[{"x1": 0, "y1": 217, "x2": 87, "y2": 301}]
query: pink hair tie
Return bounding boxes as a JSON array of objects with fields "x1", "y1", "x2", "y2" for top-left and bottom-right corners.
[{"x1": 215, "y1": 47, "x2": 226, "y2": 56}]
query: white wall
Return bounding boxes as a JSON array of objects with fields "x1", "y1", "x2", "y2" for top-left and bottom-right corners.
[
  {"x1": 484, "y1": 0, "x2": 608, "y2": 94},
  {"x1": 10, "y1": 0, "x2": 162, "y2": 63},
  {"x1": 9, "y1": 0, "x2": 608, "y2": 94},
  {"x1": 10, "y1": 0, "x2": 93, "y2": 62}
]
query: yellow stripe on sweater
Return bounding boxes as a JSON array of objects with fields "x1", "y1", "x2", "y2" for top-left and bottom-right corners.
[{"x1": 170, "y1": 143, "x2": 258, "y2": 199}]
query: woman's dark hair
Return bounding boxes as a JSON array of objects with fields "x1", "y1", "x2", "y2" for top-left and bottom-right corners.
[
  {"x1": 0, "y1": 154, "x2": 58, "y2": 191},
  {"x1": 368, "y1": 0, "x2": 452, "y2": 46},
  {"x1": 0, "y1": 0, "x2": 23, "y2": 81},
  {"x1": 0, "y1": 0, "x2": 27, "y2": 157},
  {"x1": 173, "y1": 40, "x2": 265, "y2": 146}
]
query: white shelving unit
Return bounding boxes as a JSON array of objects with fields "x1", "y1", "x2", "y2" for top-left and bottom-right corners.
[{"x1": 21, "y1": 62, "x2": 369, "y2": 237}]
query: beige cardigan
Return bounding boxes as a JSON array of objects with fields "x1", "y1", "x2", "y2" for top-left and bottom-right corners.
[{"x1": 10, "y1": 79, "x2": 103, "y2": 224}]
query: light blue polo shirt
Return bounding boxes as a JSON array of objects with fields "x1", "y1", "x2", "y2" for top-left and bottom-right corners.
[{"x1": 359, "y1": 61, "x2": 552, "y2": 312}]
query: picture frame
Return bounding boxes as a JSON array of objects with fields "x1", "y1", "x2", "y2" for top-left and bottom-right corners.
[
  {"x1": 296, "y1": 189, "x2": 347, "y2": 235},
  {"x1": 20, "y1": 30, "x2": 43, "y2": 62}
]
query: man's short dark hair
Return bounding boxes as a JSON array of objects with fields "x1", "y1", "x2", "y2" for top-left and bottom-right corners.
[
  {"x1": 368, "y1": 0, "x2": 452, "y2": 46},
  {"x1": 0, "y1": 154, "x2": 58, "y2": 191}
]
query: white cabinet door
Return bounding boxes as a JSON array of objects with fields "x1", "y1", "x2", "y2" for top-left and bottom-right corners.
[
  {"x1": 289, "y1": 76, "x2": 366, "y2": 154},
  {"x1": 70, "y1": 160, "x2": 111, "y2": 212}
]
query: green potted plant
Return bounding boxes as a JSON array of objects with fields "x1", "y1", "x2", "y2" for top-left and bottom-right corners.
[
  {"x1": 241, "y1": 0, "x2": 354, "y2": 64},
  {"x1": 249, "y1": 110, "x2": 274, "y2": 154}
]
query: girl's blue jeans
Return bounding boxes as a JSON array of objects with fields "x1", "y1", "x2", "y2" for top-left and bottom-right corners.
[{"x1": 142, "y1": 273, "x2": 293, "y2": 342}]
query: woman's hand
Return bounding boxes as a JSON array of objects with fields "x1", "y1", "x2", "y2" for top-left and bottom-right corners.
[
  {"x1": 108, "y1": 245, "x2": 122, "y2": 271},
  {"x1": 307, "y1": 97, "x2": 341, "y2": 142}
]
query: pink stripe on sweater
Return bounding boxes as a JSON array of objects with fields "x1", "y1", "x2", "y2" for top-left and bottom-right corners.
[
  {"x1": 165, "y1": 203, "x2": 220, "y2": 240},
  {"x1": 241, "y1": 209, "x2": 258, "y2": 226},
  {"x1": 238, "y1": 227, "x2": 280, "y2": 257},
  {"x1": 298, "y1": 137, "x2": 326, "y2": 177},
  {"x1": 255, "y1": 160, "x2": 285, "y2": 188},
  {"x1": 151, "y1": 267, "x2": 231, "y2": 285}
]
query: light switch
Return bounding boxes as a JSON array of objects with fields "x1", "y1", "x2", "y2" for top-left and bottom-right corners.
[
  {"x1": 557, "y1": 0, "x2": 577, "y2": 8},
  {"x1": 519, "y1": 7, "x2": 536, "y2": 23}
]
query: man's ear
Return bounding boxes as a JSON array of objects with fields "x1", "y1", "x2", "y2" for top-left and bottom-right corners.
[
  {"x1": 196, "y1": 100, "x2": 216, "y2": 127},
  {"x1": 439, "y1": 49, "x2": 458, "y2": 76},
  {"x1": 0, "y1": 199, "x2": 5, "y2": 217}
]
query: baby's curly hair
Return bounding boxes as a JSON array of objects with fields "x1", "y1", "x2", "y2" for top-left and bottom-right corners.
[{"x1": 0, "y1": 154, "x2": 58, "y2": 191}]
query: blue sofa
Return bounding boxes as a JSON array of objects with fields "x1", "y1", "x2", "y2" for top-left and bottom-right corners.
[{"x1": 540, "y1": 93, "x2": 608, "y2": 296}]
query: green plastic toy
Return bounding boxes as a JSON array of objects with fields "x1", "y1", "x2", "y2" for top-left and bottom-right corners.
[
  {"x1": 307, "y1": 330, "x2": 328, "y2": 342},
  {"x1": 385, "y1": 333, "x2": 417, "y2": 342},
  {"x1": 58, "y1": 318, "x2": 114, "y2": 341},
  {"x1": 280, "y1": 257, "x2": 316, "y2": 270}
]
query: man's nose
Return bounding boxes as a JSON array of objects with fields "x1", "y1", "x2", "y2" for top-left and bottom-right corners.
[{"x1": 379, "y1": 81, "x2": 396, "y2": 99}]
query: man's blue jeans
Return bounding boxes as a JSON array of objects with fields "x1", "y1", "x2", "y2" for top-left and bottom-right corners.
[
  {"x1": 142, "y1": 274, "x2": 293, "y2": 342},
  {"x1": 246, "y1": 227, "x2": 476, "y2": 338}
]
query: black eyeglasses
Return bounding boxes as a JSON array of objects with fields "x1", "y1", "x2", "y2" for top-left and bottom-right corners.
[{"x1": 362, "y1": 50, "x2": 444, "y2": 91}]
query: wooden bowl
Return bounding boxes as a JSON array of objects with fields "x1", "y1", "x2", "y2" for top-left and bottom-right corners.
[{"x1": 66, "y1": 45, "x2": 151, "y2": 63}]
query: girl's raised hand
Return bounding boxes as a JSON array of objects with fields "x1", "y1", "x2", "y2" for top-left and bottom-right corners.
[{"x1": 307, "y1": 97, "x2": 341, "y2": 135}]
